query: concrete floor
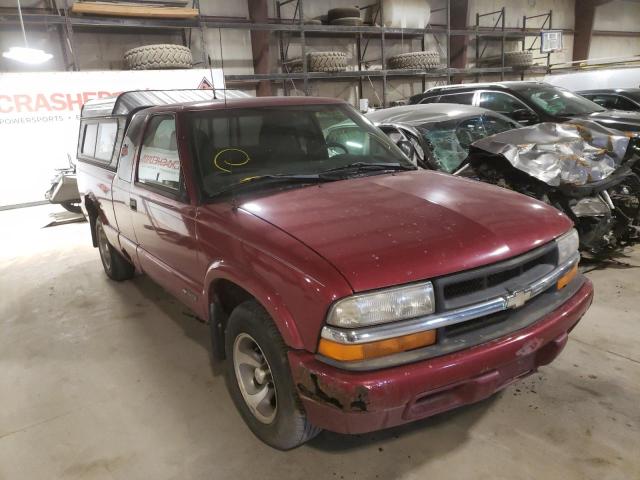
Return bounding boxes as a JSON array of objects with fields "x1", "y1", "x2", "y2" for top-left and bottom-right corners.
[{"x1": 1, "y1": 204, "x2": 639, "y2": 480}]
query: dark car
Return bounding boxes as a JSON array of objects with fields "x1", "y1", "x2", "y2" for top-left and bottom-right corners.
[
  {"x1": 578, "y1": 88, "x2": 640, "y2": 112},
  {"x1": 76, "y1": 91, "x2": 592, "y2": 449},
  {"x1": 366, "y1": 103, "x2": 520, "y2": 172},
  {"x1": 409, "y1": 81, "x2": 640, "y2": 133}
]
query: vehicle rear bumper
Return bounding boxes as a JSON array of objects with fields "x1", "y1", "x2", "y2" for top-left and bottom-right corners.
[{"x1": 288, "y1": 278, "x2": 593, "y2": 435}]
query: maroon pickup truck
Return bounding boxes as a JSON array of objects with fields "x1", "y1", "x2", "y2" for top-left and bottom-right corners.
[{"x1": 77, "y1": 90, "x2": 593, "y2": 449}]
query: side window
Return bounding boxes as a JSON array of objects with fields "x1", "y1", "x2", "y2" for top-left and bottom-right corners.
[
  {"x1": 615, "y1": 96, "x2": 639, "y2": 111},
  {"x1": 81, "y1": 123, "x2": 98, "y2": 157},
  {"x1": 588, "y1": 94, "x2": 618, "y2": 110},
  {"x1": 137, "y1": 115, "x2": 181, "y2": 193},
  {"x1": 478, "y1": 92, "x2": 529, "y2": 115},
  {"x1": 483, "y1": 115, "x2": 518, "y2": 136},
  {"x1": 437, "y1": 92, "x2": 474, "y2": 105},
  {"x1": 419, "y1": 95, "x2": 440, "y2": 104},
  {"x1": 95, "y1": 121, "x2": 118, "y2": 161},
  {"x1": 455, "y1": 117, "x2": 486, "y2": 150}
]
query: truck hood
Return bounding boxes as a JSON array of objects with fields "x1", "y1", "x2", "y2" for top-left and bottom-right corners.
[{"x1": 239, "y1": 170, "x2": 572, "y2": 292}]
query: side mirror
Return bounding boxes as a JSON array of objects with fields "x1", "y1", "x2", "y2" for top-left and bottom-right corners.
[{"x1": 512, "y1": 109, "x2": 537, "y2": 125}]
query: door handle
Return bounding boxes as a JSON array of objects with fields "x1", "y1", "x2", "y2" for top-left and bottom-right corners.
[{"x1": 129, "y1": 198, "x2": 137, "y2": 211}]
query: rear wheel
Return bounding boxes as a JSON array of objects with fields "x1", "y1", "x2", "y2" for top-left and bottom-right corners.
[
  {"x1": 225, "y1": 300, "x2": 320, "y2": 450},
  {"x1": 96, "y1": 219, "x2": 135, "y2": 281}
]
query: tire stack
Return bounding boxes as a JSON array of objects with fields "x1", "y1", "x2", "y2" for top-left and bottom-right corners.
[
  {"x1": 327, "y1": 7, "x2": 363, "y2": 26},
  {"x1": 388, "y1": 51, "x2": 442, "y2": 70},
  {"x1": 480, "y1": 51, "x2": 534, "y2": 68},
  {"x1": 286, "y1": 52, "x2": 348, "y2": 73},
  {"x1": 124, "y1": 44, "x2": 193, "y2": 70},
  {"x1": 504, "y1": 51, "x2": 534, "y2": 68}
]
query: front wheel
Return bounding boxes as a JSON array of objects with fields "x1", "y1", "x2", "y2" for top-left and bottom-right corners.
[
  {"x1": 96, "y1": 219, "x2": 135, "y2": 281},
  {"x1": 225, "y1": 300, "x2": 320, "y2": 449}
]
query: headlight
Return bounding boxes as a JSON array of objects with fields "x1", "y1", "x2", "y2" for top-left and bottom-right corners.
[
  {"x1": 327, "y1": 281, "x2": 435, "y2": 328},
  {"x1": 555, "y1": 228, "x2": 579, "y2": 264}
]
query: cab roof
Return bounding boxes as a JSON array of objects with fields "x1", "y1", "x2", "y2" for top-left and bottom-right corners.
[{"x1": 81, "y1": 89, "x2": 252, "y2": 118}]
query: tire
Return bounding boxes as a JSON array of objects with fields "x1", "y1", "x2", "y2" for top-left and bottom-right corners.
[
  {"x1": 330, "y1": 17, "x2": 363, "y2": 26},
  {"x1": 388, "y1": 51, "x2": 441, "y2": 70},
  {"x1": 96, "y1": 219, "x2": 135, "y2": 281},
  {"x1": 225, "y1": 300, "x2": 321, "y2": 450},
  {"x1": 124, "y1": 44, "x2": 192, "y2": 70},
  {"x1": 308, "y1": 51, "x2": 347, "y2": 72},
  {"x1": 327, "y1": 7, "x2": 361, "y2": 23},
  {"x1": 61, "y1": 201, "x2": 82, "y2": 214},
  {"x1": 504, "y1": 50, "x2": 534, "y2": 67}
]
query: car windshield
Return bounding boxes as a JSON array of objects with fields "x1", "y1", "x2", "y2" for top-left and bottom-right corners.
[
  {"x1": 512, "y1": 83, "x2": 606, "y2": 116},
  {"x1": 417, "y1": 114, "x2": 518, "y2": 172},
  {"x1": 188, "y1": 104, "x2": 411, "y2": 198}
]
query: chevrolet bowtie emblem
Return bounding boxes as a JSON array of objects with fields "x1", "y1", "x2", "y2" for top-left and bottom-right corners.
[{"x1": 505, "y1": 288, "x2": 532, "y2": 309}]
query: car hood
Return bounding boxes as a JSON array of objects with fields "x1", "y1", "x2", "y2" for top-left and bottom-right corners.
[
  {"x1": 572, "y1": 110, "x2": 640, "y2": 132},
  {"x1": 239, "y1": 170, "x2": 571, "y2": 292}
]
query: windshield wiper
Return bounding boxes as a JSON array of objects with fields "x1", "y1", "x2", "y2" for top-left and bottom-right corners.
[
  {"x1": 319, "y1": 162, "x2": 416, "y2": 177},
  {"x1": 208, "y1": 174, "x2": 330, "y2": 198}
]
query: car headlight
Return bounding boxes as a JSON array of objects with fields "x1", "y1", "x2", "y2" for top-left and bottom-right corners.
[
  {"x1": 326, "y1": 281, "x2": 435, "y2": 328},
  {"x1": 555, "y1": 228, "x2": 579, "y2": 265}
]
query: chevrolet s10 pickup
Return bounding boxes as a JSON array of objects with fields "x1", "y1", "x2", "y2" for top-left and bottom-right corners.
[{"x1": 76, "y1": 90, "x2": 593, "y2": 449}]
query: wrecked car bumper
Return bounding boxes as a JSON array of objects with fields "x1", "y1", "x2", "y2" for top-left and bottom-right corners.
[{"x1": 289, "y1": 278, "x2": 593, "y2": 435}]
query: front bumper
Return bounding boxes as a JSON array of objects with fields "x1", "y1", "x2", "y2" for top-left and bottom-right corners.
[{"x1": 288, "y1": 277, "x2": 593, "y2": 435}]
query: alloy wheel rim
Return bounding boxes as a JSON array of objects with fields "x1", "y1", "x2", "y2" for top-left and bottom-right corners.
[{"x1": 233, "y1": 333, "x2": 277, "y2": 424}]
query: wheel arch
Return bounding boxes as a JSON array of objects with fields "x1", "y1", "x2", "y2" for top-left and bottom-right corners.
[{"x1": 205, "y1": 267, "x2": 305, "y2": 359}]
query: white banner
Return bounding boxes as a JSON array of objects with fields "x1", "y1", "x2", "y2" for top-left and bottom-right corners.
[{"x1": 0, "y1": 68, "x2": 224, "y2": 207}]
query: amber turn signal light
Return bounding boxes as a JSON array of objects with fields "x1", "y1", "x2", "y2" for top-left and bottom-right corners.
[
  {"x1": 318, "y1": 330, "x2": 437, "y2": 362},
  {"x1": 557, "y1": 263, "x2": 578, "y2": 290}
]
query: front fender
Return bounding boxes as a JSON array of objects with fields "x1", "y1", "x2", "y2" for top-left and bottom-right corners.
[{"x1": 203, "y1": 260, "x2": 304, "y2": 349}]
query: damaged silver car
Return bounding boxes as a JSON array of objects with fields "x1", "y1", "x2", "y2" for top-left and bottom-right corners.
[{"x1": 461, "y1": 121, "x2": 640, "y2": 255}]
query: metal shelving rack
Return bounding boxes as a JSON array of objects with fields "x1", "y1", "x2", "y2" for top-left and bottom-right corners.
[
  {"x1": 272, "y1": 0, "x2": 451, "y2": 105},
  {"x1": 0, "y1": 1, "x2": 560, "y2": 106}
]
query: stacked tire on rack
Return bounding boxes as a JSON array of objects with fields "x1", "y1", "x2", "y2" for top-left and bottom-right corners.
[
  {"x1": 504, "y1": 50, "x2": 534, "y2": 67},
  {"x1": 481, "y1": 51, "x2": 534, "y2": 68},
  {"x1": 388, "y1": 51, "x2": 441, "y2": 70},
  {"x1": 124, "y1": 44, "x2": 193, "y2": 70},
  {"x1": 287, "y1": 52, "x2": 348, "y2": 73},
  {"x1": 327, "y1": 7, "x2": 363, "y2": 26}
]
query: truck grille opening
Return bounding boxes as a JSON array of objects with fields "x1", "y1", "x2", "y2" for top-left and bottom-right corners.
[{"x1": 435, "y1": 244, "x2": 557, "y2": 308}]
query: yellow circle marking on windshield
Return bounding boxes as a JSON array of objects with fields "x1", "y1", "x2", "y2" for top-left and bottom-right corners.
[{"x1": 213, "y1": 148, "x2": 250, "y2": 173}]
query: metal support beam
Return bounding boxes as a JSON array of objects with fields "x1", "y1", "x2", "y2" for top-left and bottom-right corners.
[
  {"x1": 573, "y1": 0, "x2": 613, "y2": 61},
  {"x1": 449, "y1": 0, "x2": 468, "y2": 83},
  {"x1": 248, "y1": 0, "x2": 271, "y2": 96}
]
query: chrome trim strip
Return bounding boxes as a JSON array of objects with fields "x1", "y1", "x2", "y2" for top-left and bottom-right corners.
[{"x1": 321, "y1": 253, "x2": 580, "y2": 345}]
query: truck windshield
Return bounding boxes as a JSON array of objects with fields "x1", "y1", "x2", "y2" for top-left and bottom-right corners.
[
  {"x1": 512, "y1": 83, "x2": 606, "y2": 116},
  {"x1": 187, "y1": 104, "x2": 411, "y2": 198}
]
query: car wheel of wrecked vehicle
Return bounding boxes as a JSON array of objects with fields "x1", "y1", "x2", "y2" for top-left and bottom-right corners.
[
  {"x1": 96, "y1": 219, "x2": 135, "y2": 281},
  {"x1": 225, "y1": 300, "x2": 321, "y2": 450},
  {"x1": 61, "y1": 201, "x2": 82, "y2": 214}
]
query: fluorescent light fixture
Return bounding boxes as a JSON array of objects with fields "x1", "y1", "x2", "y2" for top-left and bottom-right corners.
[
  {"x1": 2, "y1": 46, "x2": 53, "y2": 65},
  {"x1": 2, "y1": 0, "x2": 53, "y2": 65}
]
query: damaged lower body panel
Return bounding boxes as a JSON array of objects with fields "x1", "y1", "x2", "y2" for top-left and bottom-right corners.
[{"x1": 288, "y1": 279, "x2": 593, "y2": 435}]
